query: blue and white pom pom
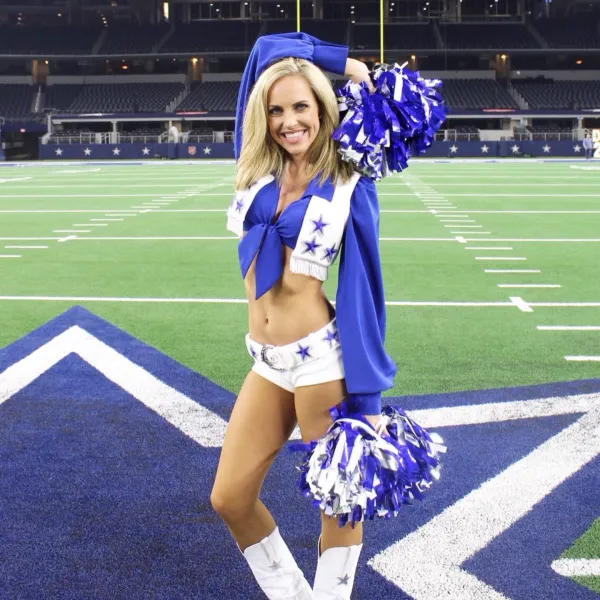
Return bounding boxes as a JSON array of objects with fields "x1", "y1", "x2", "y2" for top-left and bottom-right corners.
[
  {"x1": 332, "y1": 63, "x2": 446, "y2": 180},
  {"x1": 289, "y1": 401, "x2": 446, "y2": 527}
]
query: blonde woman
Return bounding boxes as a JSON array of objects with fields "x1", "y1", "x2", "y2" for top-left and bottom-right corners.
[{"x1": 211, "y1": 32, "x2": 443, "y2": 600}]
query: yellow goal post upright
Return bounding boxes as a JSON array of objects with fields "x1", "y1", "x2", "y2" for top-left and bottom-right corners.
[{"x1": 293, "y1": 0, "x2": 385, "y2": 64}]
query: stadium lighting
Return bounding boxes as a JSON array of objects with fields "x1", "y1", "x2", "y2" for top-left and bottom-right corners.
[
  {"x1": 58, "y1": 13, "x2": 62, "y2": 17},
  {"x1": 576, "y1": 59, "x2": 583, "y2": 65},
  {"x1": 45, "y1": 60, "x2": 49, "y2": 65},
  {"x1": 500, "y1": 54, "x2": 507, "y2": 60},
  {"x1": 411, "y1": 54, "x2": 416, "y2": 60}
]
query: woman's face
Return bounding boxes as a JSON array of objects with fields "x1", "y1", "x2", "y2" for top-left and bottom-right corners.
[{"x1": 267, "y1": 74, "x2": 320, "y2": 162}]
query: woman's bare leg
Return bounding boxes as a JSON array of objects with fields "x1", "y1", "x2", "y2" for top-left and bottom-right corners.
[
  {"x1": 294, "y1": 380, "x2": 363, "y2": 552},
  {"x1": 211, "y1": 370, "x2": 297, "y2": 551}
]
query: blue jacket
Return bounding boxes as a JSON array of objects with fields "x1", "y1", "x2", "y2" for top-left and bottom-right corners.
[{"x1": 233, "y1": 33, "x2": 397, "y2": 414}]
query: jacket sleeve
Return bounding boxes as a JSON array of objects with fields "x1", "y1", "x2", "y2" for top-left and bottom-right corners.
[
  {"x1": 335, "y1": 176, "x2": 397, "y2": 415},
  {"x1": 235, "y1": 32, "x2": 348, "y2": 159}
]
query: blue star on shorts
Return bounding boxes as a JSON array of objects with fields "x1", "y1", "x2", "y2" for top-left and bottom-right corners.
[
  {"x1": 234, "y1": 198, "x2": 244, "y2": 212},
  {"x1": 323, "y1": 329, "x2": 339, "y2": 347},
  {"x1": 296, "y1": 344, "x2": 311, "y2": 361}
]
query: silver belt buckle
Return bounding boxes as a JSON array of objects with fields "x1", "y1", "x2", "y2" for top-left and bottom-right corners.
[{"x1": 261, "y1": 344, "x2": 287, "y2": 372}]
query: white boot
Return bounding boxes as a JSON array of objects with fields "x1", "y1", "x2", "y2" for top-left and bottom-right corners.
[
  {"x1": 313, "y1": 537, "x2": 363, "y2": 600},
  {"x1": 241, "y1": 526, "x2": 313, "y2": 600}
]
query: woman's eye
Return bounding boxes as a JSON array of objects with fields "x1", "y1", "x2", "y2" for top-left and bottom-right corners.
[
  {"x1": 296, "y1": 104, "x2": 307, "y2": 111},
  {"x1": 268, "y1": 108, "x2": 281, "y2": 115}
]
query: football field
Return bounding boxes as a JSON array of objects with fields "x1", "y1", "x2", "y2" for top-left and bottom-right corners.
[{"x1": 1, "y1": 159, "x2": 599, "y2": 598}]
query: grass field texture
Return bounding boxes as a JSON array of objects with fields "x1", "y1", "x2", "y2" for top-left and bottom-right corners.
[{"x1": 1, "y1": 159, "x2": 599, "y2": 592}]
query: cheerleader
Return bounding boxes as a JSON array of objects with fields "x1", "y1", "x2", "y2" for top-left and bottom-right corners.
[{"x1": 211, "y1": 32, "x2": 445, "y2": 599}]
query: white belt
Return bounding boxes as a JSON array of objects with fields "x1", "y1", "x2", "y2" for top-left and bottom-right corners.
[{"x1": 245, "y1": 320, "x2": 340, "y2": 372}]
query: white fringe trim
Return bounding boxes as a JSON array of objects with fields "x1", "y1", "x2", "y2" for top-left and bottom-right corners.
[
  {"x1": 226, "y1": 215, "x2": 243, "y2": 238},
  {"x1": 290, "y1": 257, "x2": 328, "y2": 281}
]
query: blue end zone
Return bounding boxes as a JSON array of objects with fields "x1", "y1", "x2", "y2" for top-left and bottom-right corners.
[{"x1": 0, "y1": 307, "x2": 598, "y2": 599}]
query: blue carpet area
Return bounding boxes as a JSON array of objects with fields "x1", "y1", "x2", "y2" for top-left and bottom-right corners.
[{"x1": 0, "y1": 307, "x2": 598, "y2": 599}]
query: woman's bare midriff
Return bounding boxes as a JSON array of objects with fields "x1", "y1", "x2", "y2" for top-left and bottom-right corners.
[{"x1": 244, "y1": 244, "x2": 335, "y2": 346}]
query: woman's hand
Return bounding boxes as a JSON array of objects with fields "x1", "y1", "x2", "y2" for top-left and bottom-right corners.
[{"x1": 344, "y1": 58, "x2": 376, "y2": 93}]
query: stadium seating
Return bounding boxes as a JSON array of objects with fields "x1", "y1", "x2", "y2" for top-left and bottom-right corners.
[
  {"x1": 533, "y1": 18, "x2": 599, "y2": 49},
  {"x1": 525, "y1": 125, "x2": 575, "y2": 140},
  {"x1": 199, "y1": 81, "x2": 240, "y2": 112},
  {"x1": 0, "y1": 25, "x2": 101, "y2": 55},
  {"x1": 512, "y1": 79, "x2": 600, "y2": 109},
  {"x1": 450, "y1": 125, "x2": 481, "y2": 141},
  {"x1": 45, "y1": 85, "x2": 85, "y2": 112},
  {"x1": 65, "y1": 83, "x2": 185, "y2": 113},
  {"x1": 162, "y1": 21, "x2": 261, "y2": 53},
  {"x1": 47, "y1": 128, "x2": 96, "y2": 144},
  {"x1": 354, "y1": 23, "x2": 437, "y2": 50},
  {"x1": 175, "y1": 81, "x2": 204, "y2": 111},
  {"x1": 0, "y1": 85, "x2": 37, "y2": 119},
  {"x1": 438, "y1": 23, "x2": 538, "y2": 49},
  {"x1": 441, "y1": 79, "x2": 518, "y2": 109},
  {"x1": 99, "y1": 24, "x2": 171, "y2": 54}
]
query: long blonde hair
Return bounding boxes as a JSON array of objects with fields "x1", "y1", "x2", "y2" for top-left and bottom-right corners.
[{"x1": 235, "y1": 57, "x2": 354, "y2": 191}]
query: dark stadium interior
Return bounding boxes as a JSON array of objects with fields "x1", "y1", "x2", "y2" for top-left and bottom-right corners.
[{"x1": 0, "y1": 0, "x2": 598, "y2": 158}]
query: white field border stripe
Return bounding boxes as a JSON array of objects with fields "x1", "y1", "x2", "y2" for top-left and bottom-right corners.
[
  {"x1": 0, "y1": 326, "x2": 227, "y2": 448},
  {"x1": 551, "y1": 559, "x2": 600, "y2": 577},
  {"x1": 369, "y1": 392, "x2": 600, "y2": 599},
  {"x1": 565, "y1": 356, "x2": 600, "y2": 362}
]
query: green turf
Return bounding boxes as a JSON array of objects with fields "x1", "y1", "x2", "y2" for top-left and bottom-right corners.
[
  {"x1": 561, "y1": 518, "x2": 600, "y2": 593},
  {"x1": 1, "y1": 160, "x2": 599, "y2": 592}
]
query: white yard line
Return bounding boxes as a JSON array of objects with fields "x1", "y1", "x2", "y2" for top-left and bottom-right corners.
[
  {"x1": 5, "y1": 209, "x2": 597, "y2": 215},
  {"x1": 476, "y1": 257, "x2": 527, "y2": 261},
  {"x1": 4, "y1": 245, "x2": 48, "y2": 249},
  {"x1": 52, "y1": 229, "x2": 91, "y2": 233},
  {"x1": 565, "y1": 356, "x2": 600, "y2": 362},
  {"x1": 0, "y1": 295, "x2": 515, "y2": 307},
  {"x1": 0, "y1": 254, "x2": 21, "y2": 258},
  {"x1": 510, "y1": 297, "x2": 534, "y2": 312},
  {"x1": 538, "y1": 326, "x2": 600, "y2": 331},
  {"x1": 498, "y1": 284, "x2": 561, "y2": 288},
  {"x1": 485, "y1": 270, "x2": 541, "y2": 273},
  {"x1": 465, "y1": 247, "x2": 513, "y2": 250}
]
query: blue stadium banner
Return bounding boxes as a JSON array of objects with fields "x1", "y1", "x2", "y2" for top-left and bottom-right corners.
[{"x1": 38, "y1": 141, "x2": 588, "y2": 160}]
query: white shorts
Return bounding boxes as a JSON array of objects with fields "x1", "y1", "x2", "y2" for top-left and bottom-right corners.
[{"x1": 245, "y1": 319, "x2": 345, "y2": 393}]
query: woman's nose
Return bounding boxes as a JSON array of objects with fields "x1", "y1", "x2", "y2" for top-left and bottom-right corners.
[{"x1": 282, "y1": 111, "x2": 299, "y2": 129}]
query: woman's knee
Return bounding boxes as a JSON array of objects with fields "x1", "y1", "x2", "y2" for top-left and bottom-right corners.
[{"x1": 210, "y1": 484, "x2": 255, "y2": 521}]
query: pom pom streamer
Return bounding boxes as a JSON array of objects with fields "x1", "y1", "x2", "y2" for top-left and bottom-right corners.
[
  {"x1": 332, "y1": 63, "x2": 446, "y2": 180},
  {"x1": 289, "y1": 401, "x2": 446, "y2": 527}
]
